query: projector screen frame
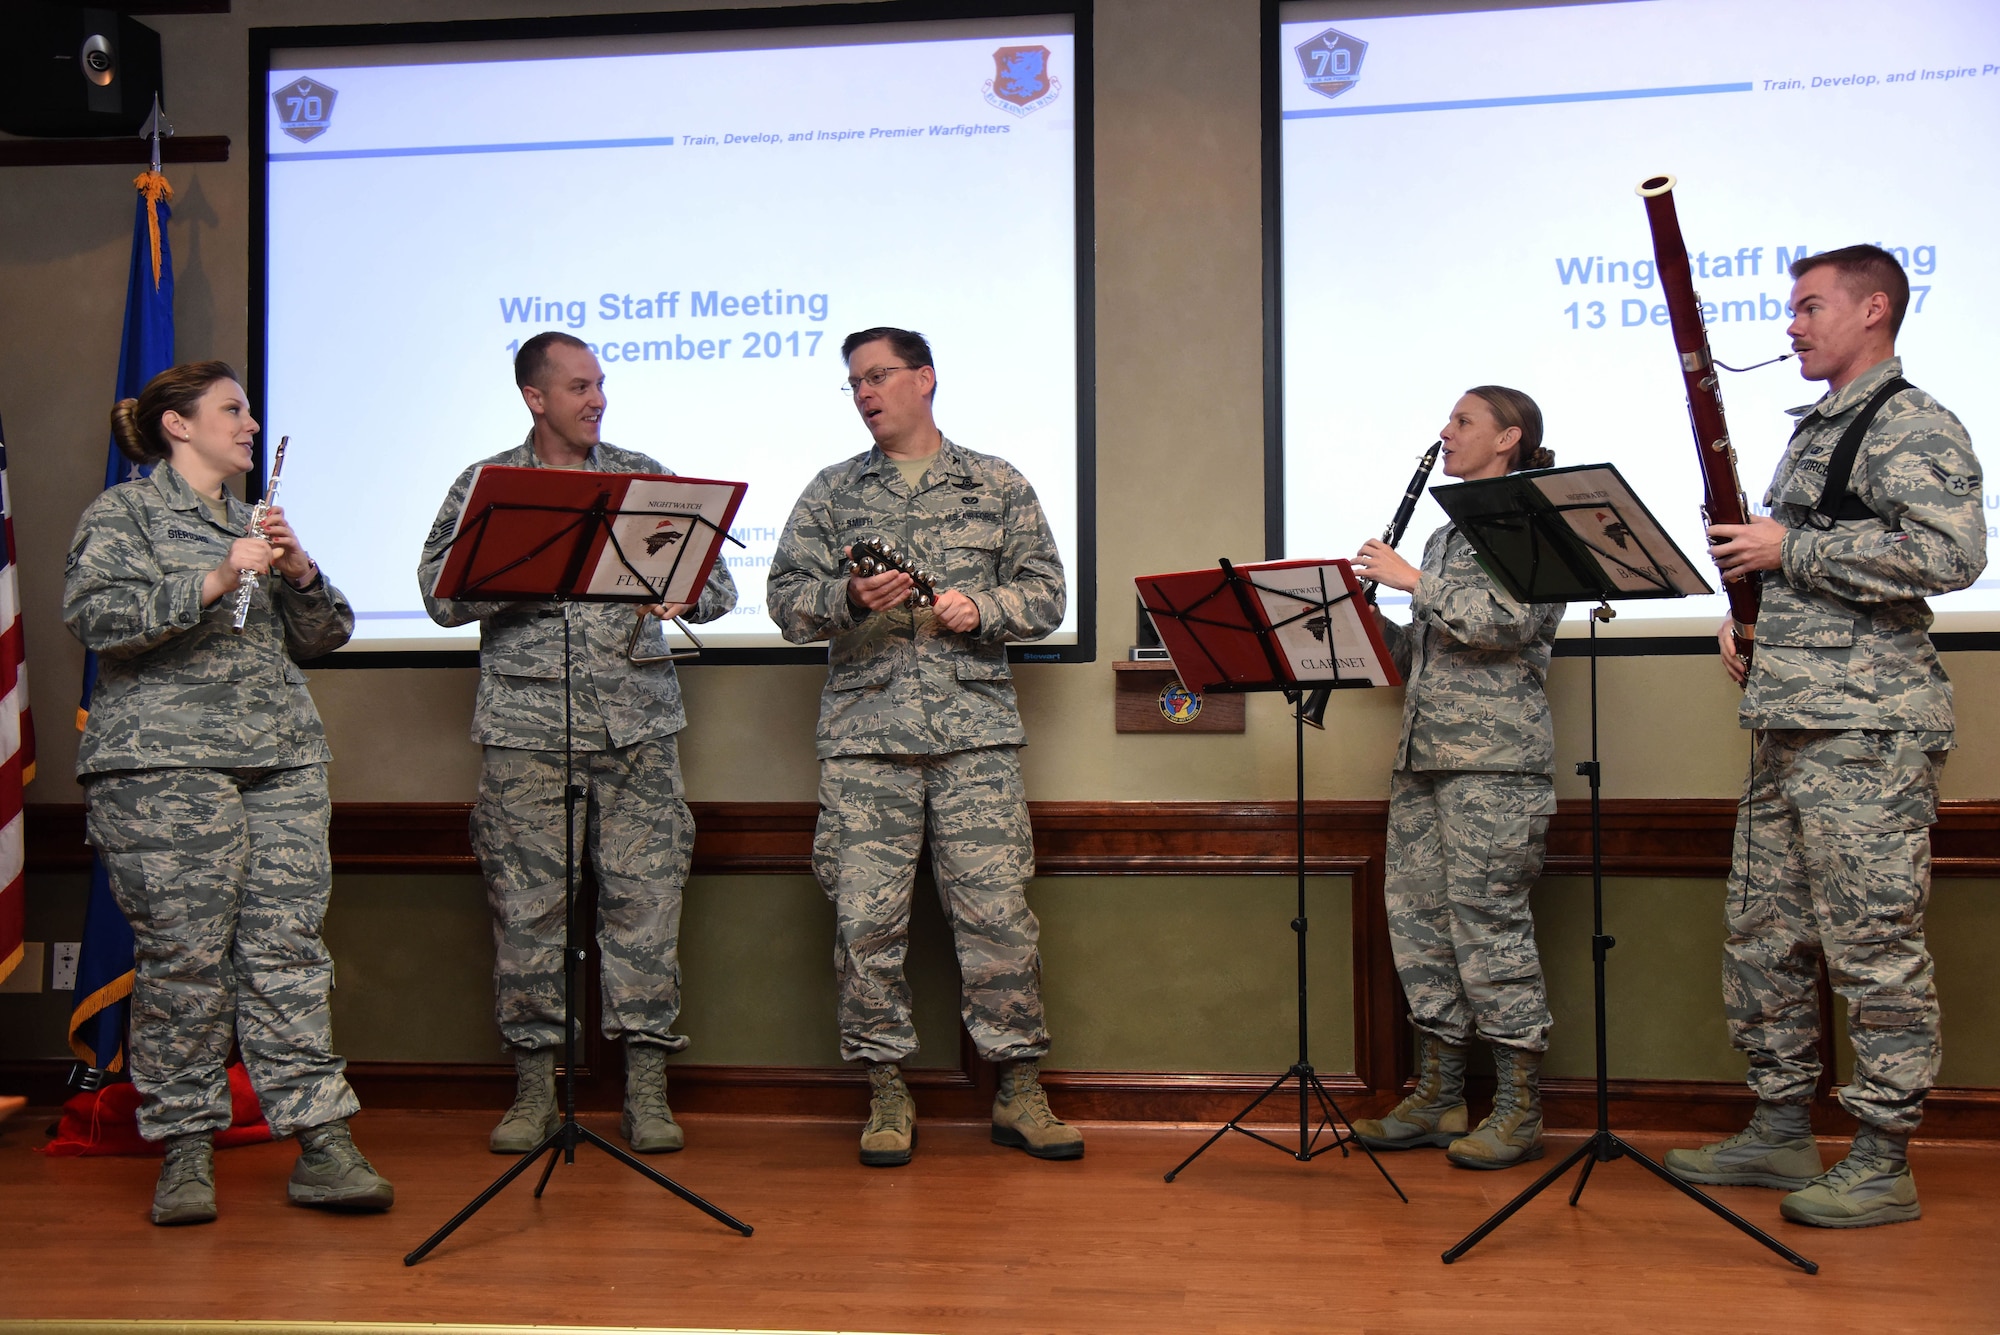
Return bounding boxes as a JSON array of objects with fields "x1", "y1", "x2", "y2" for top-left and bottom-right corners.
[
  {"x1": 1257, "y1": 0, "x2": 2000, "y2": 658},
  {"x1": 248, "y1": 0, "x2": 1098, "y2": 668}
]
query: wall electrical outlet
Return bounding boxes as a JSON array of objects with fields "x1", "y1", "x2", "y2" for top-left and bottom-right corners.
[{"x1": 51, "y1": 941, "x2": 81, "y2": 993}]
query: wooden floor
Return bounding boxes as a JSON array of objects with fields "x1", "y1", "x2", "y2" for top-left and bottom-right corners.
[{"x1": 2, "y1": 1110, "x2": 1995, "y2": 1334}]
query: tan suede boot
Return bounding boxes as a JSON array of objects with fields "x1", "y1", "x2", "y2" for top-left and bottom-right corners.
[
  {"x1": 1352, "y1": 1033, "x2": 1469, "y2": 1150},
  {"x1": 1446, "y1": 1044, "x2": 1544, "y2": 1169},
  {"x1": 860, "y1": 1062, "x2": 915, "y2": 1167},
  {"x1": 990, "y1": 1059, "x2": 1084, "y2": 1161}
]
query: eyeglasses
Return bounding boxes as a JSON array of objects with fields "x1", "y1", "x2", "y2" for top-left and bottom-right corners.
[{"x1": 841, "y1": 365, "x2": 918, "y2": 394}]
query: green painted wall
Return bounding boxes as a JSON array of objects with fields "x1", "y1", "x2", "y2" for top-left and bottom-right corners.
[
  {"x1": 1, "y1": 871, "x2": 1355, "y2": 1075},
  {"x1": 8, "y1": 869, "x2": 1994, "y2": 1089}
]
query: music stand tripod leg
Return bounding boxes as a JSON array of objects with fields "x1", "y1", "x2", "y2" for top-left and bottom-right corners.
[
  {"x1": 1440, "y1": 608, "x2": 1812, "y2": 1274},
  {"x1": 1305, "y1": 1070, "x2": 1409, "y2": 1202},
  {"x1": 1163, "y1": 702, "x2": 1405, "y2": 1204}
]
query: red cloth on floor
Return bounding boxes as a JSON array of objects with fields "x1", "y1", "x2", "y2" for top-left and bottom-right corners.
[{"x1": 37, "y1": 1063, "x2": 273, "y2": 1156}]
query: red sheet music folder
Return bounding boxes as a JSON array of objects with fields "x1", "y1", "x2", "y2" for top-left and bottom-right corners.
[
  {"x1": 1135, "y1": 559, "x2": 1401, "y2": 693},
  {"x1": 429, "y1": 465, "x2": 746, "y2": 603}
]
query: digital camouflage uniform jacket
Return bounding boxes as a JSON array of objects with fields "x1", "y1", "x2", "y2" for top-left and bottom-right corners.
[
  {"x1": 766, "y1": 436, "x2": 1065, "y2": 759},
  {"x1": 1743, "y1": 356, "x2": 1984, "y2": 747},
  {"x1": 64, "y1": 461, "x2": 354, "y2": 776},
  {"x1": 1378, "y1": 523, "x2": 1565, "y2": 775},
  {"x1": 417, "y1": 437, "x2": 738, "y2": 752}
]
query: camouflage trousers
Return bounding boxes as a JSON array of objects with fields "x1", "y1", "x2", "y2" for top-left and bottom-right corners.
[
  {"x1": 1385, "y1": 770, "x2": 1555, "y2": 1052},
  {"x1": 813, "y1": 747, "x2": 1049, "y2": 1065},
  {"x1": 83, "y1": 763, "x2": 359, "y2": 1141},
  {"x1": 472, "y1": 736, "x2": 693, "y2": 1052},
  {"x1": 1725, "y1": 729, "x2": 1943, "y2": 1132}
]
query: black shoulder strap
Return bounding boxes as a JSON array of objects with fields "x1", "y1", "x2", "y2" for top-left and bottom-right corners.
[{"x1": 1803, "y1": 377, "x2": 1912, "y2": 522}]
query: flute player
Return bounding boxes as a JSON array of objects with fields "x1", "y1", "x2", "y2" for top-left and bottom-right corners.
[{"x1": 63, "y1": 360, "x2": 390, "y2": 1225}]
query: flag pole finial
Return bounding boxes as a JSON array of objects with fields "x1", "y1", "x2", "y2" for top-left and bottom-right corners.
[{"x1": 138, "y1": 93, "x2": 172, "y2": 174}]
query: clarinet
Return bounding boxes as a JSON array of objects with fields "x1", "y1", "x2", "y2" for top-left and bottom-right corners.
[
  {"x1": 1637, "y1": 174, "x2": 1758, "y2": 667},
  {"x1": 1299, "y1": 440, "x2": 1442, "y2": 728},
  {"x1": 231, "y1": 435, "x2": 289, "y2": 632},
  {"x1": 1361, "y1": 439, "x2": 1442, "y2": 607}
]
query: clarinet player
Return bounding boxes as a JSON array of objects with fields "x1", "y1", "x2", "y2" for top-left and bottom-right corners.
[
  {"x1": 63, "y1": 361, "x2": 390, "y2": 1225},
  {"x1": 1348, "y1": 386, "x2": 1562, "y2": 1170}
]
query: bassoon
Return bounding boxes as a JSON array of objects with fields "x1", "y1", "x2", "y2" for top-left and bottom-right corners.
[
  {"x1": 1636, "y1": 174, "x2": 1757, "y2": 665},
  {"x1": 231, "y1": 434, "x2": 288, "y2": 632},
  {"x1": 1299, "y1": 439, "x2": 1441, "y2": 728}
]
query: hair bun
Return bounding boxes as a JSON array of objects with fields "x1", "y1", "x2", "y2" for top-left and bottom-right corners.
[
  {"x1": 1525, "y1": 445, "x2": 1556, "y2": 470},
  {"x1": 109, "y1": 398, "x2": 149, "y2": 463}
]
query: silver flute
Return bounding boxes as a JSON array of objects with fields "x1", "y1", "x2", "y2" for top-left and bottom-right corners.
[{"x1": 231, "y1": 434, "x2": 289, "y2": 632}]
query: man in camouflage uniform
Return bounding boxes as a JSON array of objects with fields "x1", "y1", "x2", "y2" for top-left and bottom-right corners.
[
  {"x1": 67, "y1": 364, "x2": 389, "y2": 1224},
  {"x1": 1349, "y1": 387, "x2": 1562, "y2": 1170},
  {"x1": 1668, "y1": 246, "x2": 1983, "y2": 1228},
  {"x1": 766, "y1": 326, "x2": 1080, "y2": 1167},
  {"x1": 418, "y1": 331, "x2": 736, "y2": 1155}
]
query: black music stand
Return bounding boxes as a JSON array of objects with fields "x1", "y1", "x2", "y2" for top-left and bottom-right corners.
[
  {"x1": 405, "y1": 477, "x2": 752, "y2": 1266},
  {"x1": 1426, "y1": 465, "x2": 1815, "y2": 1274},
  {"x1": 1139, "y1": 559, "x2": 1406, "y2": 1202}
]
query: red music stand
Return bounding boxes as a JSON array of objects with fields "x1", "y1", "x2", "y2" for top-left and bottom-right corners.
[
  {"x1": 1138, "y1": 558, "x2": 1406, "y2": 1201},
  {"x1": 406, "y1": 467, "x2": 753, "y2": 1265}
]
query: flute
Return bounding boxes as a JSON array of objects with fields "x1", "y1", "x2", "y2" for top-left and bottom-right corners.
[{"x1": 231, "y1": 435, "x2": 289, "y2": 632}]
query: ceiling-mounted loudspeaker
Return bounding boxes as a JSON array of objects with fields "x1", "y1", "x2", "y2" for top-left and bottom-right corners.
[{"x1": 0, "y1": 3, "x2": 164, "y2": 138}]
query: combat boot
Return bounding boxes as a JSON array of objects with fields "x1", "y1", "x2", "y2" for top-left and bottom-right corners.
[
  {"x1": 621, "y1": 1040, "x2": 684, "y2": 1153},
  {"x1": 1779, "y1": 1124, "x2": 1920, "y2": 1228},
  {"x1": 1353, "y1": 1033, "x2": 1469, "y2": 1150},
  {"x1": 151, "y1": 1131, "x2": 217, "y2": 1226},
  {"x1": 288, "y1": 1119, "x2": 394, "y2": 1211},
  {"x1": 1446, "y1": 1045, "x2": 1544, "y2": 1169},
  {"x1": 490, "y1": 1045, "x2": 559, "y2": 1154},
  {"x1": 860, "y1": 1062, "x2": 916, "y2": 1167},
  {"x1": 1664, "y1": 1101, "x2": 1821, "y2": 1190},
  {"x1": 991, "y1": 1059, "x2": 1084, "y2": 1161}
]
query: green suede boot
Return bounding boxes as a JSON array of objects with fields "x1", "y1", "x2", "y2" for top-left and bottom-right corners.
[
  {"x1": 1352, "y1": 1034, "x2": 1469, "y2": 1150},
  {"x1": 151, "y1": 1132, "x2": 217, "y2": 1226},
  {"x1": 1664, "y1": 1102, "x2": 1821, "y2": 1190},
  {"x1": 621, "y1": 1040, "x2": 684, "y2": 1153},
  {"x1": 1780, "y1": 1125, "x2": 1920, "y2": 1228},
  {"x1": 288, "y1": 1119, "x2": 394, "y2": 1211},
  {"x1": 490, "y1": 1046, "x2": 559, "y2": 1154}
]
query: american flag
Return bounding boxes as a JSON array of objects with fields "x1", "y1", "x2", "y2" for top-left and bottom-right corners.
[{"x1": 0, "y1": 416, "x2": 35, "y2": 987}]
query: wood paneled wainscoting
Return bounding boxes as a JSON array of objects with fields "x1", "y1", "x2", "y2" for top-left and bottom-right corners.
[{"x1": 18, "y1": 799, "x2": 2000, "y2": 1137}]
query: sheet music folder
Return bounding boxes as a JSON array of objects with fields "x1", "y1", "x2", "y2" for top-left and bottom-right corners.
[
  {"x1": 429, "y1": 465, "x2": 746, "y2": 604},
  {"x1": 1135, "y1": 558, "x2": 1400, "y2": 694},
  {"x1": 1429, "y1": 463, "x2": 1712, "y2": 606}
]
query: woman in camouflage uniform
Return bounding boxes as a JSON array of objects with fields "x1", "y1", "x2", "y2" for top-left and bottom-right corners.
[
  {"x1": 1349, "y1": 386, "x2": 1564, "y2": 1170},
  {"x1": 63, "y1": 361, "x2": 392, "y2": 1225}
]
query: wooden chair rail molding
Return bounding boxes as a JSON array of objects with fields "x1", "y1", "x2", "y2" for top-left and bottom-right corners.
[
  {"x1": 24, "y1": 799, "x2": 2000, "y2": 878},
  {"x1": 0, "y1": 136, "x2": 230, "y2": 168}
]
